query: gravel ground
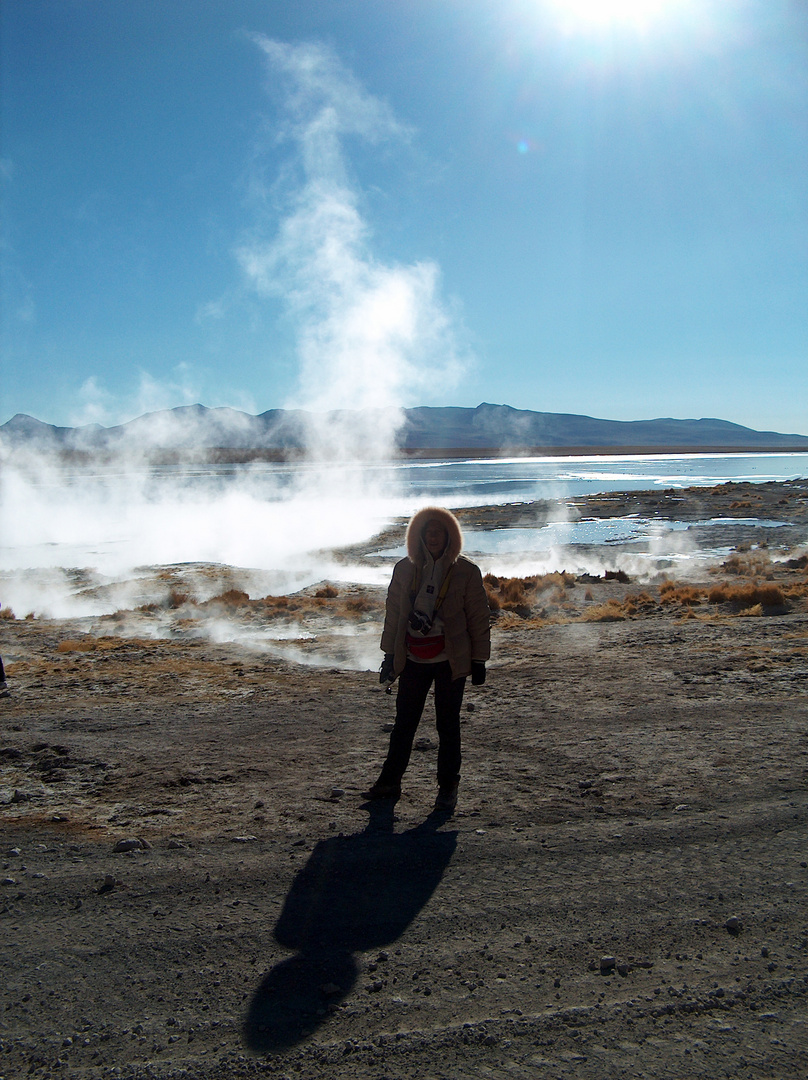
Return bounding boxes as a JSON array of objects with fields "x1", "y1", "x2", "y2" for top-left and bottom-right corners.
[{"x1": 1, "y1": 480, "x2": 807, "y2": 1079}]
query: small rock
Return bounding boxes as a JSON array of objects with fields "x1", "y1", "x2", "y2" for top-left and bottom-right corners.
[
  {"x1": 330, "y1": 788, "x2": 345, "y2": 799},
  {"x1": 231, "y1": 835, "x2": 258, "y2": 843},
  {"x1": 321, "y1": 982, "x2": 341, "y2": 996},
  {"x1": 600, "y1": 956, "x2": 617, "y2": 974},
  {"x1": 725, "y1": 916, "x2": 743, "y2": 936},
  {"x1": 2, "y1": 877, "x2": 16, "y2": 886},
  {"x1": 166, "y1": 839, "x2": 185, "y2": 850},
  {"x1": 674, "y1": 804, "x2": 690, "y2": 812},
  {"x1": 11, "y1": 790, "x2": 30, "y2": 803},
  {"x1": 113, "y1": 838, "x2": 148, "y2": 853},
  {"x1": 6, "y1": 848, "x2": 21, "y2": 857}
]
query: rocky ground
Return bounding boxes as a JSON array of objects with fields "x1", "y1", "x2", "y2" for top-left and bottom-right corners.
[{"x1": 1, "y1": 479, "x2": 807, "y2": 1079}]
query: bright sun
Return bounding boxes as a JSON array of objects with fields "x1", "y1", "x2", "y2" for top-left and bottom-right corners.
[{"x1": 551, "y1": 0, "x2": 678, "y2": 28}]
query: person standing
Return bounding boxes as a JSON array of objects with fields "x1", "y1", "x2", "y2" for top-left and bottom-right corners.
[{"x1": 363, "y1": 506, "x2": 490, "y2": 812}]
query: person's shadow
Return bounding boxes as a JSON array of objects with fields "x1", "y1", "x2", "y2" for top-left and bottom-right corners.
[{"x1": 243, "y1": 801, "x2": 457, "y2": 1052}]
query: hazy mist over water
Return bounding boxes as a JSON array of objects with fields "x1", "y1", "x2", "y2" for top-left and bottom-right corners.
[{"x1": 1, "y1": 451, "x2": 806, "y2": 663}]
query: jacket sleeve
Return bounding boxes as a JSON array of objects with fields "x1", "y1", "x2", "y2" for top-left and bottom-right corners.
[
  {"x1": 380, "y1": 559, "x2": 409, "y2": 654},
  {"x1": 465, "y1": 563, "x2": 491, "y2": 662}
]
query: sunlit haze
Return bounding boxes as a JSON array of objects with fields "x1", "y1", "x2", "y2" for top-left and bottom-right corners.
[
  {"x1": 1, "y1": 0, "x2": 805, "y2": 433},
  {"x1": 549, "y1": 0, "x2": 685, "y2": 29}
]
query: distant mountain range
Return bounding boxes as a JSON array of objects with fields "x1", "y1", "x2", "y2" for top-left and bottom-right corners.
[{"x1": 2, "y1": 403, "x2": 807, "y2": 458}]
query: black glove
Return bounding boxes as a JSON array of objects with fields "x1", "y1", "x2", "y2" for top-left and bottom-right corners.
[
  {"x1": 379, "y1": 654, "x2": 395, "y2": 684},
  {"x1": 471, "y1": 661, "x2": 486, "y2": 685}
]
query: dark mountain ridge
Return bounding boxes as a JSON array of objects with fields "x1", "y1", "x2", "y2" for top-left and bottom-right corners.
[{"x1": 2, "y1": 403, "x2": 807, "y2": 457}]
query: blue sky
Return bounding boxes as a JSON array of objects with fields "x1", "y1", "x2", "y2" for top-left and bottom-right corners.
[{"x1": 1, "y1": 0, "x2": 806, "y2": 433}]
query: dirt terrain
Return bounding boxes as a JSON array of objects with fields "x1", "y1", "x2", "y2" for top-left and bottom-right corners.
[{"x1": 1, "y1": 480, "x2": 807, "y2": 1079}]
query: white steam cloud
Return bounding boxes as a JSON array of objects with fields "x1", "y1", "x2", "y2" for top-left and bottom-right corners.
[{"x1": 237, "y1": 37, "x2": 468, "y2": 460}]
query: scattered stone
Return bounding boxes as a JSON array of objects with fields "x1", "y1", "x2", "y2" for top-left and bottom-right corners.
[
  {"x1": 97, "y1": 875, "x2": 119, "y2": 894},
  {"x1": 674, "y1": 804, "x2": 690, "y2": 812},
  {"x1": 113, "y1": 838, "x2": 151, "y2": 853},
  {"x1": 321, "y1": 983, "x2": 341, "y2": 996},
  {"x1": 725, "y1": 916, "x2": 743, "y2": 936},
  {"x1": 6, "y1": 848, "x2": 21, "y2": 857},
  {"x1": 167, "y1": 839, "x2": 186, "y2": 849},
  {"x1": 2, "y1": 877, "x2": 16, "y2": 886},
  {"x1": 231, "y1": 835, "x2": 258, "y2": 843},
  {"x1": 330, "y1": 787, "x2": 345, "y2": 799},
  {"x1": 600, "y1": 956, "x2": 617, "y2": 974},
  {"x1": 11, "y1": 789, "x2": 31, "y2": 803}
]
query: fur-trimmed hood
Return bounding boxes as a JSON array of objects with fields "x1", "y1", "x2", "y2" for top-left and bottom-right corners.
[{"x1": 406, "y1": 506, "x2": 463, "y2": 564}]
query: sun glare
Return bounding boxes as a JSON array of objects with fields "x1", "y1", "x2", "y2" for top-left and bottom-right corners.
[{"x1": 550, "y1": 0, "x2": 680, "y2": 29}]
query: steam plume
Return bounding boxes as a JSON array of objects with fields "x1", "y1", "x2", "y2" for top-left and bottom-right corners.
[{"x1": 238, "y1": 38, "x2": 468, "y2": 461}]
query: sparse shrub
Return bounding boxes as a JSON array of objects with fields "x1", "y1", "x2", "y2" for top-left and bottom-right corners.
[
  {"x1": 57, "y1": 638, "x2": 96, "y2": 653},
  {"x1": 583, "y1": 600, "x2": 628, "y2": 622},
  {"x1": 603, "y1": 569, "x2": 631, "y2": 583},
  {"x1": 344, "y1": 597, "x2": 372, "y2": 613},
  {"x1": 739, "y1": 603, "x2": 764, "y2": 617},
  {"x1": 208, "y1": 589, "x2": 250, "y2": 607},
  {"x1": 782, "y1": 554, "x2": 808, "y2": 569},
  {"x1": 167, "y1": 589, "x2": 191, "y2": 609},
  {"x1": 315, "y1": 585, "x2": 339, "y2": 599},
  {"x1": 660, "y1": 582, "x2": 703, "y2": 606},
  {"x1": 707, "y1": 582, "x2": 786, "y2": 610},
  {"x1": 720, "y1": 552, "x2": 772, "y2": 577},
  {"x1": 0, "y1": 606, "x2": 15, "y2": 620}
]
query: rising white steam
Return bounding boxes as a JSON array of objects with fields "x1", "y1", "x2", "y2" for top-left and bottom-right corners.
[{"x1": 237, "y1": 37, "x2": 468, "y2": 461}]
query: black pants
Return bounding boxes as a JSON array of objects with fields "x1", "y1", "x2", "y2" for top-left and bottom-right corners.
[{"x1": 378, "y1": 660, "x2": 466, "y2": 789}]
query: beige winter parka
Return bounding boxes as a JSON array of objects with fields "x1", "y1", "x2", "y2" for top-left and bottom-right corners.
[{"x1": 380, "y1": 506, "x2": 491, "y2": 681}]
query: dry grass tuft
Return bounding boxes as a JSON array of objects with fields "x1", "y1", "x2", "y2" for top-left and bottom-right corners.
[
  {"x1": 57, "y1": 639, "x2": 97, "y2": 653},
  {"x1": 582, "y1": 600, "x2": 628, "y2": 622},
  {"x1": 484, "y1": 572, "x2": 577, "y2": 617},
  {"x1": 0, "y1": 607, "x2": 16, "y2": 620},
  {"x1": 739, "y1": 603, "x2": 765, "y2": 617},
  {"x1": 717, "y1": 552, "x2": 773, "y2": 577},
  {"x1": 660, "y1": 582, "x2": 703, "y2": 606},
  {"x1": 315, "y1": 585, "x2": 339, "y2": 599},
  {"x1": 706, "y1": 582, "x2": 787, "y2": 610},
  {"x1": 203, "y1": 589, "x2": 250, "y2": 608}
]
